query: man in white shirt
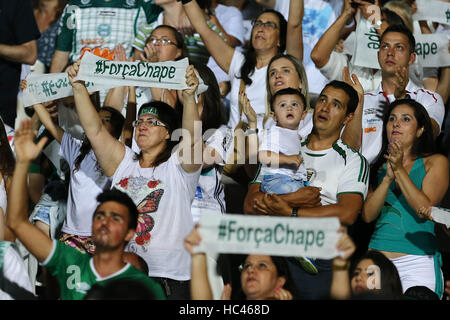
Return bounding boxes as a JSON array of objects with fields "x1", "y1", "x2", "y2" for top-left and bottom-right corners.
[
  {"x1": 244, "y1": 80, "x2": 369, "y2": 300},
  {"x1": 344, "y1": 24, "x2": 445, "y2": 164}
]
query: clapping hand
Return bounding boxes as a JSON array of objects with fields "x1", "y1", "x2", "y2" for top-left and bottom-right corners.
[
  {"x1": 393, "y1": 66, "x2": 408, "y2": 99},
  {"x1": 384, "y1": 139, "x2": 404, "y2": 172},
  {"x1": 239, "y1": 91, "x2": 257, "y2": 128}
]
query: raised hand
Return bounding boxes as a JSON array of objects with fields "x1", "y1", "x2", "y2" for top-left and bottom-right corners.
[
  {"x1": 220, "y1": 284, "x2": 232, "y2": 300},
  {"x1": 342, "y1": 66, "x2": 364, "y2": 102},
  {"x1": 384, "y1": 139, "x2": 404, "y2": 172},
  {"x1": 66, "y1": 60, "x2": 84, "y2": 88},
  {"x1": 113, "y1": 44, "x2": 127, "y2": 61},
  {"x1": 393, "y1": 66, "x2": 408, "y2": 99},
  {"x1": 416, "y1": 206, "x2": 434, "y2": 221},
  {"x1": 184, "y1": 223, "x2": 202, "y2": 255},
  {"x1": 239, "y1": 91, "x2": 257, "y2": 127},
  {"x1": 183, "y1": 65, "x2": 199, "y2": 97},
  {"x1": 273, "y1": 287, "x2": 293, "y2": 300},
  {"x1": 14, "y1": 120, "x2": 48, "y2": 163},
  {"x1": 335, "y1": 226, "x2": 356, "y2": 261}
]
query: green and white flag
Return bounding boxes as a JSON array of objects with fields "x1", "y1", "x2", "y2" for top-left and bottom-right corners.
[
  {"x1": 22, "y1": 72, "x2": 105, "y2": 107},
  {"x1": 195, "y1": 214, "x2": 342, "y2": 259},
  {"x1": 413, "y1": 0, "x2": 450, "y2": 25},
  {"x1": 430, "y1": 207, "x2": 450, "y2": 228},
  {"x1": 74, "y1": 52, "x2": 208, "y2": 94}
]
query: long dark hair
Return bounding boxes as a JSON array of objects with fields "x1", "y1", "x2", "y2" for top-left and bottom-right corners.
[
  {"x1": 175, "y1": 63, "x2": 227, "y2": 134},
  {"x1": 350, "y1": 250, "x2": 403, "y2": 299},
  {"x1": 0, "y1": 119, "x2": 15, "y2": 179},
  {"x1": 239, "y1": 9, "x2": 287, "y2": 86},
  {"x1": 369, "y1": 99, "x2": 435, "y2": 189},
  {"x1": 73, "y1": 106, "x2": 125, "y2": 173}
]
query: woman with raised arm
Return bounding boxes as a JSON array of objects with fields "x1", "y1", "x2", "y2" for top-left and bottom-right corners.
[
  {"x1": 66, "y1": 62, "x2": 202, "y2": 299},
  {"x1": 180, "y1": 0, "x2": 303, "y2": 132},
  {"x1": 362, "y1": 99, "x2": 449, "y2": 298}
]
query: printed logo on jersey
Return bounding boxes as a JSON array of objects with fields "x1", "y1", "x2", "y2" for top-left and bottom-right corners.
[
  {"x1": 306, "y1": 168, "x2": 317, "y2": 183},
  {"x1": 126, "y1": 0, "x2": 136, "y2": 7},
  {"x1": 81, "y1": 0, "x2": 91, "y2": 5},
  {"x1": 97, "y1": 23, "x2": 111, "y2": 37}
]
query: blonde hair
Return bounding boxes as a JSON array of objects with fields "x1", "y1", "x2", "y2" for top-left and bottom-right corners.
[{"x1": 383, "y1": 0, "x2": 414, "y2": 32}]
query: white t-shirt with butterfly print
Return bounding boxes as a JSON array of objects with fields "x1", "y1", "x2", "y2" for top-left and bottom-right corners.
[{"x1": 111, "y1": 146, "x2": 201, "y2": 281}]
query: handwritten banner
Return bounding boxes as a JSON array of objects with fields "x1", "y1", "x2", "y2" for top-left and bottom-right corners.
[
  {"x1": 22, "y1": 73, "x2": 106, "y2": 107},
  {"x1": 74, "y1": 52, "x2": 208, "y2": 94},
  {"x1": 413, "y1": 0, "x2": 450, "y2": 25},
  {"x1": 195, "y1": 214, "x2": 342, "y2": 259}
]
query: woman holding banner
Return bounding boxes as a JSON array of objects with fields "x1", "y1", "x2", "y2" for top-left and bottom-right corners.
[
  {"x1": 66, "y1": 61, "x2": 202, "y2": 299},
  {"x1": 362, "y1": 99, "x2": 449, "y2": 298}
]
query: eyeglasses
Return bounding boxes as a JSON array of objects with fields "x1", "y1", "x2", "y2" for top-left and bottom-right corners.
[
  {"x1": 238, "y1": 262, "x2": 273, "y2": 273},
  {"x1": 147, "y1": 38, "x2": 177, "y2": 46},
  {"x1": 132, "y1": 118, "x2": 167, "y2": 128},
  {"x1": 253, "y1": 20, "x2": 278, "y2": 30}
]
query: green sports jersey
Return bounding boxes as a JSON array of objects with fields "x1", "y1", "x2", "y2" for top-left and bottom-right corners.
[
  {"x1": 56, "y1": 0, "x2": 162, "y2": 62},
  {"x1": 43, "y1": 240, "x2": 166, "y2": 300}
]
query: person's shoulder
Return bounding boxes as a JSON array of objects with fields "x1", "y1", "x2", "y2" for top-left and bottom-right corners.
[
  {"x1": 334, "y1": 139, "x2": 367, "y2": 162},
  {"x1": 423, "y1": 153, "x2": 449, "y2": 169}
]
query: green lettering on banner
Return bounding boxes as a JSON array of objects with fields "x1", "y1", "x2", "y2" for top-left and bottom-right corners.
[
  {"x1": 129, "y1": 65, "x2": 137, "y2": 76},
  {"x1": 264, "y1": 228, "x2": 272, "y2": 243},
  {"x1": 168, "y1": 66, "x2": 176, "y2": 79},
  {"x1": 110, "y1": 63, "x2": 117, "y2": 75},
  {"x1": 41, "y1": 80, "x2": 57, "y2": 97},
  {"x1": 305, "y1": 230, "x2": 315, "y2": 252},
  {"x1": 145, "y1": 65, "x2": 153, "y2": 78},
  {"x1": 316, "y1": 231, "x2": 325, "y2": 247},
  {"x1": 94, "y1": 60, "x2": 104, "y2": 74},
  {"x1": 137, "y1": 62, "x2": 146, "y2": 77},
  {"x1": 365, "y1": 27, "x2": 380, "y2": 50},
  {"x1": 153, "y1": 66, "x2": 161, "y2": 80},
  {"x1": 446, "y1": 9, "x2": 450, "y2": 23},
  {"x1": 159, "y1": 66, "x2": 169, "y2": 82},
  {"x1": 296, "y1": 230, "x2": 304, "y2": 245},
  {"x1": 237, "y1": 227, "x2": 246, "y2": 242},
  {"x1": 274, "y1": 224, "x2": 284, "y2": 244},
  {"x1": 122, "y1": 65, "x2": 130, "y2": 79},
  {"x1": 415, "y1": 42, "x2": 438, "y2": 60}
]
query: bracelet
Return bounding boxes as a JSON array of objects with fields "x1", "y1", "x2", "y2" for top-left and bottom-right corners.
[
  {"x1": 291, "y1": 207, "x2": 298, "y2": 217},
  {"x1": 176, "y1": 0, "x2": 193, "y2": 4},
  {"x1": 245, "y1": 128, "x2": 258, "y2": 136},
  {"x1": 332, "y1": 261, "x2": 350, "y2": 271}
]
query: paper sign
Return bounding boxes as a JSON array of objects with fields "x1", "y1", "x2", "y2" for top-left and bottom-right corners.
[
  {"x1": 431, "y1": 207, "x2": 450, "y2": 228},
  {"x1": 414, "y1": 33, "x2": 450, "y2": 67},
  {"x1": 74, "y1": 52, "x2": 208, "y2": 95},
  {"x1": 413, "y1": 0, "x2": 450, "y2": 25},
  {"x1": 22, "y1": 73, "x2": 106, "y2": 107},
  {"x1": 351, "y1": 16, "x2": 381, "y2": 70},
  {"x1": 195, "y1": 214, "x2": 341, "y2": 259}
]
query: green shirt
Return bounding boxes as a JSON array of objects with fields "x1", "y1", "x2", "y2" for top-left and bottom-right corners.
[{"x1": 43, "y1": 240, "x2": 166, "y2": 300}]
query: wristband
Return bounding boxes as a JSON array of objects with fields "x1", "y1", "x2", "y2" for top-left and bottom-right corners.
[
  {"x1": 177, "y1": 0, "x2": 193, "y2": 4},
  {"x1": 245, "y1": 128, "x2": 258, "y2": 136},
  {"x1": 332, "y1": 261, "x2": 350, "y2": 271},
  {"x1": 291, "y1": 207, "x2": 298, "y2": 217}
]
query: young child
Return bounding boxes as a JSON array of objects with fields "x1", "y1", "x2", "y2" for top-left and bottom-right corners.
[
  {"x1": 258, "y1": 87, "x2": 309, "y2": 195},
  {"x1": 246, "y1": 87, "x2": 317, "y2": 275}
]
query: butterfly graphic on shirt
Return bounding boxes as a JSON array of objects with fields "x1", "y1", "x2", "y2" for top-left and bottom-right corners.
[{"x1": 135, "y1": 188, "x2": 164, "y2": 246}]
